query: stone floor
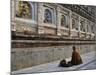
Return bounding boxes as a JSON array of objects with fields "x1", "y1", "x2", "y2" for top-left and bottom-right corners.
[{"x1": 11, "y1": 51, "x2": 96, "y2": 75}]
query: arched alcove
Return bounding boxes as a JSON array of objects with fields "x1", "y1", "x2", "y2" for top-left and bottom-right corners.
[
  {"x1": 61, "y1": 15, "x2": 66, "y2": 26},
  {"x1": 44, "y1": 9, "x2": 52, "y2": 23},
  {"x1": 16, "y1": 1, "x2": 32, "y2": 19}
]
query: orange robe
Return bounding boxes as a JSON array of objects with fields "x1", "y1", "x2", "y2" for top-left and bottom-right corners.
[{"x1": 71, "y1": 50, "x2": 83, "y2": 65}]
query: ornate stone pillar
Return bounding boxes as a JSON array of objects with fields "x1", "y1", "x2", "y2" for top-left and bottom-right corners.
[
  {"x1": 84, "y1": 19, "x2": 87, "y2": 33},
  {"x1": 78, "y1": 16, "x2": 80, "y2": 39},
  {"x1": 37, "y1": 3, "x2": 44, "y2": 34},
  {"x1": 29, "y1": 2, "x2": 35, "y2": 20},
  {"x1": 94, "y1": 23, "x2": 96, "y2": 35},
  {"x1": 11, "y1": 0, "x2": 15, "y2": 20},
  {"x1": 56, "y1": 6, "x2": 61, "y2": 36},
  {"x1": 94, "y1": 23, "x2": 96, "y2": 39},
  {"x1": 69, "y1": 10, "x2": 72, "y2": 39},
  {"x1": 78, "y1": 16, "x2": 81, "y2": 32},
  {"x1": 84, "y1": 19, "x2": 87, "y2": 38},
  {"x1": 78, "y1": 16, "x2": 81, "y2": 39},
  {"x1": 11, "y1": 0, "x2": 16, "y2": 34}
]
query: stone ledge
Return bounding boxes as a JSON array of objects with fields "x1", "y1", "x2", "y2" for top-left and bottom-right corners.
[{"x1": 11, "y1": 39, "x2": 96, "y2": 48}]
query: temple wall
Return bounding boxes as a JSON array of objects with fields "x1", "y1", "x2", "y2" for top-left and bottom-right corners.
[
  {"x1": 11, "y1": 0, "x2": 96, "y2": 71},
  {"x1": 11, "y1": 0, "x2": 96, "y2": 40},
  {"x1": 11, "y1": 44, "x2": 96, "y2": 71}
]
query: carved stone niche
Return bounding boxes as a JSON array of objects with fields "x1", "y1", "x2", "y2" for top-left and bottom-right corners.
[
  {"x1": 80, "y1": 18, "x2": 85, "y2": 32},
  {"x1": 16, "y1": 1, "x2": 32, "y2": 19},
  {"x1": 71, "y1": 14, "x2": 79, "y2": 30}
]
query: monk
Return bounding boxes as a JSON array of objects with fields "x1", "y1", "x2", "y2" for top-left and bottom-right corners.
[
  {"x1": 71, "y1": 46, "x2": 83, "y2": 65},
  {"x1": 59, "y1": 46, "x2": 83, "y2": 67}
]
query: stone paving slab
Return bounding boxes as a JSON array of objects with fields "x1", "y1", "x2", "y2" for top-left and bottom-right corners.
[{"x1": 11, "y1": 51, "x2": 96, "y2": 75}]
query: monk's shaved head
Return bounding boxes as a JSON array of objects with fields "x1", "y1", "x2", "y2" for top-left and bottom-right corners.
[{"x1": 73, "y1": 46, "x2": 76, "y2": 51}]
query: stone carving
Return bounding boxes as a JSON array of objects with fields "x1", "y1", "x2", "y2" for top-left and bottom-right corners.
[
  {"x1": 16, "y1": 1, "x2": 32, "y2": 19},
  {"x1": 61, "y1": 15, "x2": 66, "y2": 26},
  {"x1": 72, "y1": 14, "x2": 78, "y2": 30},
  {"x1": 72, "y1": 19, "x2": 76, "y2": 29},
  {"x1": 61, "y1": 14, "x2": 69, "y2": 28},
  {"x1": 44, "y1": 9, "x2": 52, "y2": 23},
  {"x1": 44, "y1": 27, "x2": 56, "y2": 35},
  {"x1": 91, "y1": 23, "x2": 95, "y2": 33},
  {"x1": 86, "y1": 21, "x2": 90, "y2": 32},
  {"x1": 80, "y1": 20, "x2": 85, "y2": 32},
  {"x1": 86, "y1": 24, "x2": 89, "y2": 32}
]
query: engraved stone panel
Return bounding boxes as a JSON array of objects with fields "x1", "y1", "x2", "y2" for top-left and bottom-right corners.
[
  {"x1": 60, "y1": 29, "x2": 69, "y2": 36},
  {"x1": 80, "y1": 32, "x2": 86, "y2": 39},
  {"x1": 71, "y1": 31, "x2": 79, "y2": 38},
  {"x1": 44, "y1": 27, "x2": 56, "y2": 35}
]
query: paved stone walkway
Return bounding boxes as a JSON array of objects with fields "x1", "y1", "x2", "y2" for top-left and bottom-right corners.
[{"x1": 12, "y1": 51, "x2": 96, "y2": 75}]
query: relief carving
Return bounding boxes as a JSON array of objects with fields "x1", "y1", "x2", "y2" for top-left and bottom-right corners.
[{"x1": 16, "y1": 1, "x2": 32, "y2": 19}]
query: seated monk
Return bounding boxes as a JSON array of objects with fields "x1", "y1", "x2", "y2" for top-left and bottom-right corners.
[{"x1": 71, "y1": 46, "x2": 83, "y2": 65}]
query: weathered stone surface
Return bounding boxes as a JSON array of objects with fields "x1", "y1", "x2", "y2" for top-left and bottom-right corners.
[
  {"x1": 11, "y1": 0, "x2": 96, "y2": 72},
  {"x1": 11, "y1": 51, "x2": 96, "y2": 74},
  {"x1": 11, "y1": 45, "x2": 96, "y2": 71}
]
